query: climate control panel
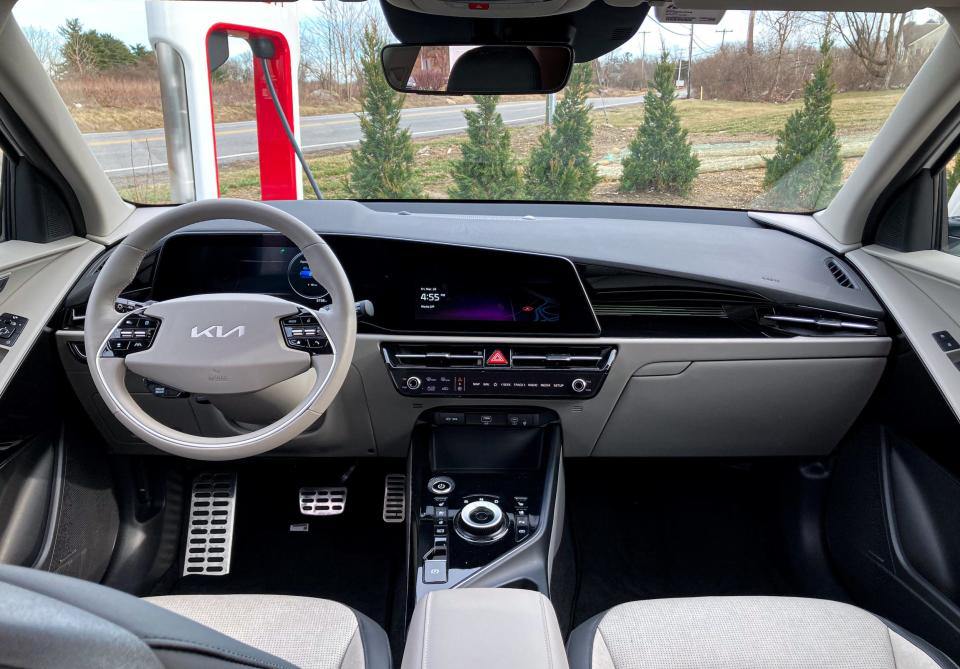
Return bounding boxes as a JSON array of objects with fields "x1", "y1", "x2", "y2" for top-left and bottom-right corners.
[{"x1": 382, "y1": 344, "x2": 615, "y2": 399}]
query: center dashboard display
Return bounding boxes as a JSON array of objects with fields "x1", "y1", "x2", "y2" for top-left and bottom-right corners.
[
  {"x1": 416, "y1": 283, "x2": 559, "y2": 323},
  {"x1": 152, "y1": 234, "x2": 599, "y2": 336}
]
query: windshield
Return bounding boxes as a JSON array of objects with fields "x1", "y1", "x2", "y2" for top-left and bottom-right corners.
[{"x1": 14, "y1": 3, "x2": 944, "y2": 212}]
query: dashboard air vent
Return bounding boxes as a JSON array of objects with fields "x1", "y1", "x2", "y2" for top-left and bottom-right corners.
[
  {"x1": 758, "y1": 306, "x2": 881, "y2": 337},
  {"x1": 383, "y1": 344, "x2": 485, "y2": 368},
  {"x1": 590, "y1": 286, "x2": 765, "y2": 318},
  {"x1": 509, "y1": 346, "x2": 614, "y2": 370},
  {"x1": 825, "y1": 258, "x2": 857, "y2": 289}
]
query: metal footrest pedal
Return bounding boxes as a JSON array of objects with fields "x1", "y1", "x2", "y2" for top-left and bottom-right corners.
[
  {"x1": 383, "y1": 474, "x2": 406, "y2": 523},
  {"x1": 183, "y1": 473, "x2": 237, "y2": 576},
  {"x1": 300, "y1": 487, "x2": 347, "y2": 516}
]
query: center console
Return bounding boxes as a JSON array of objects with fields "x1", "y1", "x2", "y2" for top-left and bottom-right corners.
[{"x1": 408, "y1": 408, "x2": 562, "y2": 601}]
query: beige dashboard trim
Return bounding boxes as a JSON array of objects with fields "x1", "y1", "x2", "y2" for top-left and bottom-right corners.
[
  {"x1": 850, "y1": 246, "x2": 960, "y2": 422},
  {"x1": 0, "y1": 238, "x2": 103, "y2": 397}
]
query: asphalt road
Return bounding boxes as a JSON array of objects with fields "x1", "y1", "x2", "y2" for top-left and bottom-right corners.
[{"x1": 84, "y1": 95, "x2": 645, "y2": 179}]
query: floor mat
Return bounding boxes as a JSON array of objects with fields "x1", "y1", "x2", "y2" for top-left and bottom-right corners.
[
  {"x1": 566, "y1": 459, "x2": 801, "y2": 627},
  {"x1": 169, "y1": 460, "x2": 406, "y2": 642}
]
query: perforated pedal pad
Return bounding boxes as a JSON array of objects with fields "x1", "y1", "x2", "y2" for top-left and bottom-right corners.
[
  {"x1": 383, "y1": 474, "x2": 406, "y2": 523},
  {"x1": 183, "y1": 473, "x2": 237, "y2": 576},
  {"x1": 299, "y1": 487, "x2": 347, "y2": 516}
]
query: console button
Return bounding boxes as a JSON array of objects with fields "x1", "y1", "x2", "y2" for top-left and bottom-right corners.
[
  {"x1": 427, "y1": 476, "x2": 455, "y2": 495},
  {"x1": 435, "y1": 412, "x2": 465, "y2": 425},
  {"x1": 934, "y1": 331, "x2": 960, "y2": 352},
  {"x1": 423, "y1": 558, "x2": 448, "y2": 584},
  {"x1": 507, "y1": 414, "x2": 539, "y2": 427},
  {"x1": 466, "y1": 413, "x2": 507, "y2": 426}
]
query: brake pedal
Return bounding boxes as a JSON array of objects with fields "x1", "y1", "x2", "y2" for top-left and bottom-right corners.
[
  {"x1": 383, "y1": 474, "x2": 406, "y2": 523},
  {"x1": 299, "y1": 486, "x2": 347, "y2": 516},
  {"x1": 183, "y1": 473, "x2": 237, "y2": 576}
]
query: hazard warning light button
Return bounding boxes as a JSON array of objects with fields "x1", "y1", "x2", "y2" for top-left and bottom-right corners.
[{"x1": 486, "y1": 349, "x2": 509, "y2": 366}]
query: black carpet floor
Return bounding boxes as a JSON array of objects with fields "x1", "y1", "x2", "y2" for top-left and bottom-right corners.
[
  {"x1": 565, "y1": 459, "x2": 802, "y2": 627},
  {"x1": 169, "y1": 460, "x2": 407, "y2": 649}
]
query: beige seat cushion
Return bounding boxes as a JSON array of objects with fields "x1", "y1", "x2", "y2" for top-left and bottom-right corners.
[
  {"x1": 145, "y1": 594, "x2": 366, "y2": 669},
  {"x1": 574, "y1": 596, "x2": 952, "y2": 669}
]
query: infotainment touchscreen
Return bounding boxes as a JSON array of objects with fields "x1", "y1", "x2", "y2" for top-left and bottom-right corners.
[
  {"x1": 153, "y1": 234, "x2": 600, "y2": 336},
  {"x1": 415, "y1": 283, "x2": 559, "y2": 323}
]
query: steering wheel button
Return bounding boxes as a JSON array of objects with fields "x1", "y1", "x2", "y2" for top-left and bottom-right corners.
[{"x1": 109, "y1": 340, "x2": 130, "y2": 351}]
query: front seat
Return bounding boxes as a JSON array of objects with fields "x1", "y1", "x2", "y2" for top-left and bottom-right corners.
[
  {"x1": 567, "y1": 596, "x2": 958, "y2": 669},
  {"x1": 0, "y1": 564, "x2": 391, "y2": 669}
]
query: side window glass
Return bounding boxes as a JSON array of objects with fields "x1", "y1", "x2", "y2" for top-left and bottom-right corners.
[{"x1": 946, "y1": 155, "x2": 960, "y2": 256}]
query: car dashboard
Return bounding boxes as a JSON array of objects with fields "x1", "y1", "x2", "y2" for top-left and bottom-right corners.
[{"x1": 55, "y1": 200, "x2": 892, "y2": 459}]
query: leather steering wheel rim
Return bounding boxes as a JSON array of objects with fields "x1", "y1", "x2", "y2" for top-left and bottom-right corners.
[{"x1": 84, "y1": 199, "x2": 356, "y2": 461}]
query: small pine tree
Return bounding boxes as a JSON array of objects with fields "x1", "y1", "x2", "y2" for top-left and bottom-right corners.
[
  {"x1": 524, "y1": 63, "x2": 599, "y2": 201},
  {"x1": 348, "y1": 25, "x2": 421, "y2": 199},
  {"x1": 449, "y1": 96, "x2": 521, "y2": 200},
  {"x1": 762, "y1": 38, "x2": 843, "y2": 210},
  {"x1": 947, "y1": 158, "x2": 960, "y2": 196},
  {"x1": 620, "y1": 52, "x2": 699, "y2": 195}
]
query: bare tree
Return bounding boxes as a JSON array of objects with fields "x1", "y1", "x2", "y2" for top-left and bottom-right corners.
[
  {"x1": 832, "y1": 11, "x2": 909, "y2": 88},
  {"x1": 23, "y1": 26, "x2": 63, "y2": 76},
  {"x1": 300, "y1": 3, "x2": 383, "y2": 100},
  {"x1": 759, "y1": 11, "x2": 801, "y2": 100}
]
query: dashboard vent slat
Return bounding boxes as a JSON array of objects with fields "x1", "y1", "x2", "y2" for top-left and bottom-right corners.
[
  {"x1": 588, "y1": 284, "x2": 767, "y2": 319},
  {"x1": 758, "y1": 306, "x2": 881, "y2": 337},
  {"x1": 385, "y1": 345, "x2": 485, "y2": 368},
  {"x1": 510, "y1": 346, "x2": 613, "y2": 370},
  {"x1": 825, "y1": 258, "x2": 857, "y2": 289}
]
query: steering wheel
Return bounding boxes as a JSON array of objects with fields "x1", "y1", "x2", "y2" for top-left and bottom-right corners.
[{"x1": 84, "y1": 199, "x2": 356, "y2": 461}]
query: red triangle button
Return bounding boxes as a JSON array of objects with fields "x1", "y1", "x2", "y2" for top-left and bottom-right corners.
[{"x1": 486, "y1": 349, "x2": 509, "y2": 366}]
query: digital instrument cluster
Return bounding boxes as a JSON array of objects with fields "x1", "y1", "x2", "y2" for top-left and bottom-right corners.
[{"x1": 151, "y1": 234, "x2": 599, "y2": 336}]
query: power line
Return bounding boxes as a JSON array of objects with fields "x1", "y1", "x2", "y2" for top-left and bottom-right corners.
[{"x1": 716, "y1": 28, "x2": 733, "y2": 49}]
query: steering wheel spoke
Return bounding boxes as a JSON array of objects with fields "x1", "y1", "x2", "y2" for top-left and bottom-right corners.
[
  {"x1": 100, "y1": 310, "x2": 162, "y2": 358},
  {"x1": 280, "y1": 308, "x2": 333, "y2": 355}
]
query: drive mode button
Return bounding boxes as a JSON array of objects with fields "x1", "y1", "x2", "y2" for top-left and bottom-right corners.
[{"x1": 436, "y1": 412, "x2": 464, "y2": 425}]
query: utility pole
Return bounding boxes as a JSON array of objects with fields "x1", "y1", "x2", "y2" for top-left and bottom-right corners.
[
  {"x1": 716, "y1": 28, "x2": 733, "y2": 50},
  {"x1": 545, "y1": 93, "x2": 556, "y2": 126},
  {"x1": 747, "y1": 10, "x2": 757, "y2": 55},
  {"x1": 638, "y1": 30, "x2": 650, "y2": 86},
  {"x1": 686, "y1": 24, "x2": 694, "y2": 101}
]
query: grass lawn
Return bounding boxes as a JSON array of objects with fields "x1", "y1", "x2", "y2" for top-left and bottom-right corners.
[{"x1": 118, "y1": 89, "x2": 903, "y2": 210}]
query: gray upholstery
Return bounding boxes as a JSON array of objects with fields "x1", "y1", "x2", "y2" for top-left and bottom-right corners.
[
  {"x1": 0, "y1": 581, "x2": 162, "y2": 669},
  {"x1": 0, "y1": 564, "x2": 390, "y2": 669},
  {"x1": 401, "y1": 588, "x2": 568, "y2": 669},
  {"x1": 567, "y1": 597, "x2": 958, "y2": 669},
  {"x1": 146, "y1": 594, "x2": 368, "y2": 669}
]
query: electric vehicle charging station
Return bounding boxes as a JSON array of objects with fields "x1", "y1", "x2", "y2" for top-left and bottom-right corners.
[{"x1": 145, "y1": 0, "x2": 303, "y2": 202}]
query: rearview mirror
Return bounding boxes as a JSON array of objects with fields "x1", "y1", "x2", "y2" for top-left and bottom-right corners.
[{"x1": 381, "y1": 44, "x2": 574, "y2": 95}]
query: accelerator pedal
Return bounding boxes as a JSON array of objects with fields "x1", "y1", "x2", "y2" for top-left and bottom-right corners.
[
  {"x1": 383, "y1": 474, "x2": 406, "y2": 523},
  {"x1": 299, "y1": 487, "x2": 347, "y2": 516},
  {"x1": 183, "y1": 473, "x2": 237, "y2": 576}
]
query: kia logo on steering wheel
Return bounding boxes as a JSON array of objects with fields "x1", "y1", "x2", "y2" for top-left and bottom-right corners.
[{"x1": 190, "y1": 325, "x2": 246, "y2": 338}]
